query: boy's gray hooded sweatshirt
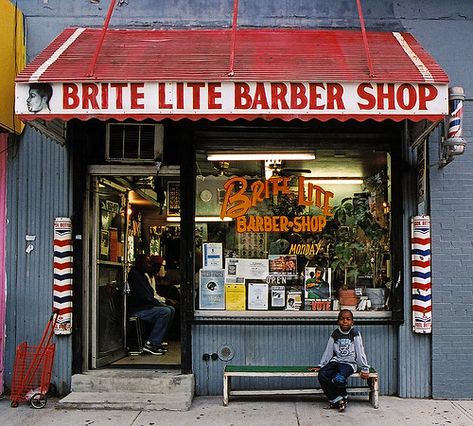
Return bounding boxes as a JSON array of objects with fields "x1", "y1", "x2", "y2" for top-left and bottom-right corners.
[{"x1": 318, "y1": 326, "x2": 370, "y2": 373}]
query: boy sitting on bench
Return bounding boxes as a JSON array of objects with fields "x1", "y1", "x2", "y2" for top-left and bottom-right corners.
[{"x1": 313, "y1": 309, "x2": 370, "y2": 412}]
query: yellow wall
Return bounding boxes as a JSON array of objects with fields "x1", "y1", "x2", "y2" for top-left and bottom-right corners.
[{"x1": 0, "y1": 0, "x2": 25, "y2": 134}]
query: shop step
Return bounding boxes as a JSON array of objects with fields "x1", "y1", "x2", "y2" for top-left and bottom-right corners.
[
  {"x1": 58, "y1": 391, "x2": 193, "y2": 411},
  {"x1": 59, "y1": 369, "x2": 194, "y2": 411}
]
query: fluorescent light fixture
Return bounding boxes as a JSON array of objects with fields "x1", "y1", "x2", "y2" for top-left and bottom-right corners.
[
  {"x1": 167, "y1": 216, "x2": 233, "y2": 223},
  {"x1": 207, "y1": 152, "x2": 315, "y2": 161},
  {"x1": 304, "y1": 178, "x2": 364, "y2": 185},
  {"x1": 166, "y1": 216, "x2": 181, "y2": 222}
]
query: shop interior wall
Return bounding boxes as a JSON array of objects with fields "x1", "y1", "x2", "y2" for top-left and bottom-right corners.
[
  {"x1": 192, "y1": 322, "x2": 398, "y2": 396},
  {"x1": 5, "y1": 126, "x2": 73, "y2": 395}
]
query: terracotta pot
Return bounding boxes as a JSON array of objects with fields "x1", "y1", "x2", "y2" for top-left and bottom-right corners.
[{"x1": 338, "y1": 288, "x2": 358, "y2": 306}]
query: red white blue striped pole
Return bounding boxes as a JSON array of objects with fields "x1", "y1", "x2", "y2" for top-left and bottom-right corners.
[
  {"x1": 53, "y1": 217, "x2": 73, "y2": 335},
  {"x1": 411, "y1": 215, "x2": 431, "y2": 333}
]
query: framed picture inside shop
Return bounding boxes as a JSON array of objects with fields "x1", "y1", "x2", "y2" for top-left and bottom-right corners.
[{"x1": 167, "y1": 181, "x2": 180, "y2": 216}]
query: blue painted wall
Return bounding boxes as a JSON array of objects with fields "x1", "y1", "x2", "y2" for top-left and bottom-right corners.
[
  {"x1": 7, "y1": 0, "x2": 473, "y2": 397},
  {"x1": 5, "y1": 127, "x2": 72, "y2": 394}
]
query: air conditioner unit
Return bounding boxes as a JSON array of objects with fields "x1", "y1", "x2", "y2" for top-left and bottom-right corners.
[{"x1": 105, "y1": 123, "x2": 163, "y2": 163}]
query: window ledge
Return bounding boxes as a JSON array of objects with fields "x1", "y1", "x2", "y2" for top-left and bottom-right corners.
[{"x1": 194, "y1": 310, "x2": 392, "y2": 321}]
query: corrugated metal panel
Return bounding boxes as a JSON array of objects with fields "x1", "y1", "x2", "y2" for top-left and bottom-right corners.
[
  {"x1": 397, "y1": 128, "x2": 431, "y2": 398},
  {"x1": 4, "y1": 126, "x2": 73, "y2": 395},
  {"x1": 17, "y1": 28, "x2": 448, "y2": 84},
  {"x1": 192, "y1": 323, "x2": 397, "y2": 396}
]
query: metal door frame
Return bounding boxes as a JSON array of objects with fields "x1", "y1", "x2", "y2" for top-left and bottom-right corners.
[{"x1": 83, "y1": 165, "x2": 179, "y2": 370}]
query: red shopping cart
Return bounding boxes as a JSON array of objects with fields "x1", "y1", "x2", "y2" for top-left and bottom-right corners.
[{"x1": 10, "y1": 311, "x2": 58, "y2": 409}]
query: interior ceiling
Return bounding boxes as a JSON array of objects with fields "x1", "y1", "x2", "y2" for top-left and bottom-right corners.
[
  {"x1": 196, "y1": 149, "x2": 387, "y2": 179},
  {"x1": 109, "y1": 150, "x2": 388, "y2": 206}
]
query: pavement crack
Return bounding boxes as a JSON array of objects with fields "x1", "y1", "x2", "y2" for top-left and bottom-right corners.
[{"x1": 294, "y1": 401, "x2": 301, "y2": 426}]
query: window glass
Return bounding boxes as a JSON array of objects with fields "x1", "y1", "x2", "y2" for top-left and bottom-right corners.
[{"x1": 195, "y1": 148, "x2": 392, "y2": 313}]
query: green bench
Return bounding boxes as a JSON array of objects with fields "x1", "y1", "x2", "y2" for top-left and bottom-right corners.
[{"x1": 223, "y1": 365, "x2": 379, "y2": 408}]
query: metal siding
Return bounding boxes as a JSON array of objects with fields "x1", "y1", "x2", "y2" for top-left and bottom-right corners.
[
  {"x1": 192, "y1": 323, "x2": 397, "y2": 396},
  {"x1": 5, "y1": 126, "x2": 72, "y2": 394},
  {"x1": 17, "y1": 28, "x2": 448, "y2": 84},
  {"x1": 397, "y1": 126, "x2": 432, "y2": 398}
]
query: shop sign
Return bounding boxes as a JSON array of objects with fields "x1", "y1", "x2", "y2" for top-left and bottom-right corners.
[
  {"x1": 220, "y1": 176, "x2": 333, "y2": 233},
  {"x1": 15, "y1": 81, "x2": 448, "y2": 118}
]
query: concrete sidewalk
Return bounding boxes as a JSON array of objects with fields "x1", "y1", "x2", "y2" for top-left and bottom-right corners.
[{"x1": 1, "y1": 395, "x2": 473, "y2": 426}]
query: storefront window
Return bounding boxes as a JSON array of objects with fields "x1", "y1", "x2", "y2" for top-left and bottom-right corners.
[{"x1": 195, "y1": 147, "x2": 392, "y2": 314}]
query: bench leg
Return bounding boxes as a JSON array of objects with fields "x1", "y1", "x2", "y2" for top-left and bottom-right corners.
[
  {"x1": 368, "y1": 377, "x2": 379, "y2": 409},
  {"x1": 223, "y1": 374, "x2": 229, "y2": 406}
]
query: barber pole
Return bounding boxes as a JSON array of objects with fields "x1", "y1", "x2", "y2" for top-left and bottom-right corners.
[
  {"x1": 447, "y1": 87, "x2": 464, "y2": 138},
  {"x1": 53, "y1": 218, "x2": 73, "y2": 335},
  {"x1": 411, "y1": 216, "x2": 432, "y2": 333}
]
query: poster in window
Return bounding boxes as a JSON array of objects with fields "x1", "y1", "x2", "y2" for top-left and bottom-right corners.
[
  {"x1": 203, "y1": 242, "x2": 223, "y2": 269},
  {"x1": 269, "y1": 255, "x2": 297, "y2": 275},
  {"x1": 167, "y1": 181, "x2": 180, "y2": 216},
  {"x1": 247, "y1": 282, "x2": 269, "y2": 310},
  {"x1": 100, "y1": 230, "x2": 109, "y2": 257},
  {"x1": 199, "y1": 269, "x2": 225, "y2": 310},
  {"x1": 225, "y1": 284, "x2": 246, "y2": 310},
  {"x1": 270, "y1": 285, "x2": 286, "y2": 309},
  {"x1": 106, "y1": 200, "x2": 120, "y2": 213},
  {"x1": 225, "y1": 258, "x2": 269, "y2": 282},
  {"x1": 236, "y1": 232, "x2": 266, "y2": 258},
  {"x1": 286, "y1": 289, "x2": 302, "y2": 310},
  {"x1": 304, "y1": 266, "x2": 332, "y2": 300}
]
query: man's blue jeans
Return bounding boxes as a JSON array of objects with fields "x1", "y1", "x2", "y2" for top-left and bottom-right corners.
[
  {"x1": 132, "y1": 305, "x2": 175, "y2": 346},
  {"x1": 318, "y1": 361, "x2": 354, "y2": 404}
]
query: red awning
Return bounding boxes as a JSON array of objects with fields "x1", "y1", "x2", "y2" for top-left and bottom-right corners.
[{"x1": 15, "y1": 28, "x2": 449, "y2": 122}]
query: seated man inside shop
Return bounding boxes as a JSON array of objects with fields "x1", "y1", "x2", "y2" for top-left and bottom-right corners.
[
  {"x1": 127, "y1": 254, "x2": 175, "y2": 355},
  {"x1": 148, "y1": 255, "x2": 181, "y2": 340}
]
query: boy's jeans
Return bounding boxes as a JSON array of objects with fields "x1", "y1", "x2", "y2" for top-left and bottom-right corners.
[{"x1": 318, "y1": 361, "x2": 354, "y2": 404}]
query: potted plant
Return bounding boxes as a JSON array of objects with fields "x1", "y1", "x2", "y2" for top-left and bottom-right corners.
[
  {"x1": 331, "y1": 240, "x2": 364, "y2": 306},
  {"x1": 328, "y1": 194, "x2": 388, "y2": 308}
]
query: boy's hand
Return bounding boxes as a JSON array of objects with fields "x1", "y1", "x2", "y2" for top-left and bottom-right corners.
[
  {"x1": 360, "y1": 371, "x2": 370, "y2": 380},
  {"x1": 309, "y1": 367, "x2": 321, "y2": 372}
]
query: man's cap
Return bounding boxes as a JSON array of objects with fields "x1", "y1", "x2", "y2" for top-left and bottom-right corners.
[{"x1": 150, "y1": 255, "x2": 164, "y2": 266}]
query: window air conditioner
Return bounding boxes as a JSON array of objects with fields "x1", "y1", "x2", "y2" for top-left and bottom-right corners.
[{"x1": 105, "y1": 123, "x2": 163, "y2": 163}]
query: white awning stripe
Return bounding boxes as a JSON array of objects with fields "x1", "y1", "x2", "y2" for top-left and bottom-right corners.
[
  {"x1": 392, "y1": 32, "x2": 434, "y2": 82},
  {"x1": 29, "y1": 27, "x2": 86, "y2": 82}
]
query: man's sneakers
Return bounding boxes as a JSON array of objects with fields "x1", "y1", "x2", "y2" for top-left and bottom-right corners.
[{"x1": 143, "y1": 341, "x2": 167, "y2": 355}]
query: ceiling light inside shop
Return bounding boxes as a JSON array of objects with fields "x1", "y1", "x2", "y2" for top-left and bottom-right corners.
[
  {"x1": 207, "y1": 152, "x2": 315, "y2": 162},
  {"x1": 167, "y1": 216, "x2": 233, "y2": 223},
  {"x1": 304, "y1": 177, "x2": 364, "y2": 185}
]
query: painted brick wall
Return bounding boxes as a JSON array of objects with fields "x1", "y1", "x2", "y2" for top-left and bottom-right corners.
[{"x1": 429, "y1": 101, "x2": 473, "y2": 398}]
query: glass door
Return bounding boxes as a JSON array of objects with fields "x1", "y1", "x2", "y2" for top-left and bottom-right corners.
[
  {"x1": 86, "y1": 167, "x2": 182, "y2": 369},
  {"x1": 91, "y1": 176, "x2": 128, "y2": 367}
]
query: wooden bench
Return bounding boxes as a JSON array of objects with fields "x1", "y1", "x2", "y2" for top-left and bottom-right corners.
[{"x1": 223, "y1": 365, "x2": 379, "y2": 408}]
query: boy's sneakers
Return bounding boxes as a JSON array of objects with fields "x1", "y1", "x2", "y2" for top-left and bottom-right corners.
[
  {"x1": 324, "y1": 403, "x2": 339, "y2": 410},
  {"x1": 324, "y1": 397, "x2": 348, "y2": 412},
  {"x1": 143, "y1": 342, "x2": 166, "y2": 355}
]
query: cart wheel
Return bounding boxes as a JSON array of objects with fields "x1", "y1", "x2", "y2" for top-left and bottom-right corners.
[
  {"x1": 30, "y1": 393, "x2": 47, "y2": 409},
  {"x1": 11, "y1": 401, "x2": 19, "y2": 408}
]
